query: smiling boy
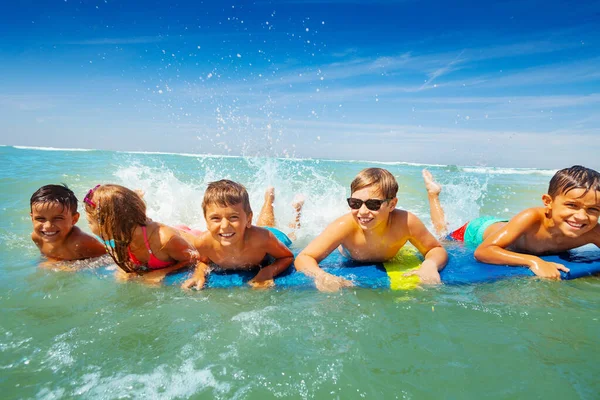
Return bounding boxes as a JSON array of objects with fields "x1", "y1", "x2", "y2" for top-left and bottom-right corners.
[
  {"x1": 182, "y1": 180, "x2": 302, "y2": 289},
  {"x1": 30, "y1": 184, "x2": 106, "y2": 263},
  {"x1": 423, "y1": 165, "x2": 600, "y2": 279},
  {"x1": 295, "y1": 168, "x2": 448, "y2": 292}
]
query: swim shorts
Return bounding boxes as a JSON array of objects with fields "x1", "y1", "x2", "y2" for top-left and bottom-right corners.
[
  {"x1": 449, "y1": 216, "x2": 508, "y2": 247},
  {"x1": 264, "y1": 226, "x2": 293, "y2": 248}
]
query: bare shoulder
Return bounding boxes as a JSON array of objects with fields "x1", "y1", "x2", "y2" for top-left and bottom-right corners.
[
  {"x1": 390, "y1": 208, "x2": 410, "y2": 229},
  {"x1": 510, "y1": 207, "x2": 545, "y2": 226},
  {"x1": 66, "y1": 226, "x2": 87, "y2": 245},
  {"x1": 332, "y1": 213, "x2": 359, "y2": 232},
  {"x1": 589, "y1": 224, "x2": 600, "y2": 246},
  {"x1": 69, "y1": 226, "x2": 104, "y2": 248},
  {"x1": 31, "y1": 231, "x2": 42, "y2": 246},
  {"x1": 192, "y1": 231, "x2": 214, "y2": 250},
  {"x1": 246, "y1": 226, "x2": 272, "y2": 245}
]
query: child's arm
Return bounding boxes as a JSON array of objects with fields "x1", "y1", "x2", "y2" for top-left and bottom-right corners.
[
  {"x1": 295, "y1": 216, "x2": 355, "y2": 292},
  {"x1": 182, "y1": 260, "x2": 210, "y2": 290},
  {"x1": 182, "y1": 233, "x2": 212, "y2": 290},
  {"x1": 248, "y1": 231, "x2": 294, "y2": 288},
  {"x1": 142, "y1": 234, "x2": 200, "y2": 284},
  {"x1": 404, "y1": 212, "x2": 448, "y2": 284},
  {"x1": 474, "y1": 210, "x2": 569, "y2": 279}
]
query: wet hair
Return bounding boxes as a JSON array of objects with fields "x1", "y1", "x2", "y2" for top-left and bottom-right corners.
[
  {"x1": 350, "y1": 168, "x2": 399, "y2": 199},
  {"x1": 84, "y1": 184, "x2": 147, "y2": 273},
  {"x1": 30, "y1": 184, "x2": 78, "y2": 214},
  {"x1": 202, "y1": 179, "x2": 252, "y2": 216},
  {"x1": 547, "y1": 165, "x2": 600, "y2": 198}
]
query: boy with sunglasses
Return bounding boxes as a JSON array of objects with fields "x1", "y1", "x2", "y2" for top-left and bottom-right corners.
[
  {"x1": 295, "y1": 168, "x2": 447, "y2": 291},
  {"x1": 30, "y1": 184, "x2": 106, "y2": 265}
]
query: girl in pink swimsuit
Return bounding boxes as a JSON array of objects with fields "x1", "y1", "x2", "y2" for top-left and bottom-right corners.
[{"x1": 83, "y1": 184, "x2": 201, "y2": 283}]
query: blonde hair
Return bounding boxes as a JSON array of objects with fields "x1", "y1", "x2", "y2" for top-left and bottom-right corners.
[
  {"x1": 202, "y1": 180, "x2": 252, "y2": 215},
  {"x1": 350, "y1": 168, "x2": 398, "y2": 199},
  {"x1": 84, "y1": 184, "x2": 147, "y2": 273}
]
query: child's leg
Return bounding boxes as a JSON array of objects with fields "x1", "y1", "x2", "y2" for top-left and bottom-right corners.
[
  {"x1": 256, "y1": 187, "x2": 276, "y2": 227},
  {"x1": 422, "y1": 169, "x2": 448, "y2": 236},
  {"x1": 287, "y1": 194, "x2": 305, "y2": 241}
]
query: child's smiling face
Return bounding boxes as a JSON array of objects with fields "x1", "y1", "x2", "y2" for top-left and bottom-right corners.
[
  {"x1": 544, "y1": 189, "x2": 600, "y2": 237},
  {"x1": 31, "y1": 202, "x2": 79, "y2": 243},
  {"x1": 204, "y1": 202, "x2": 252, "y2": 246},
  {"x1": 349, "y1": 186, "x2": 397, "y2": 231}
]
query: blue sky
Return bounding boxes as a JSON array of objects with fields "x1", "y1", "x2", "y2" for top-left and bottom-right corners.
[{"x1": 1, "y1": 0, "x2": 599, "y2": 168}]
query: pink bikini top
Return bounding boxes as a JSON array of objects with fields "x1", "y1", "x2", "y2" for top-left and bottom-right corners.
[{"x1": 128, "y1": 226, "x2": 175, "y2": 270}]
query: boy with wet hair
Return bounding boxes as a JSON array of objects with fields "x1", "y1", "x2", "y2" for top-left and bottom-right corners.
[
  {"x1": 295, "y1": 168, "x2": 448, "y2": 292},
  {"x1": 182, "y1": 180, "x2": 303, "y2": 289},
  {"x1": 30, "y1": 184, "x2": 106, "y2": 263},
  {"x1": 423, "y1": 165, "x2": 600, "y2": 279}
]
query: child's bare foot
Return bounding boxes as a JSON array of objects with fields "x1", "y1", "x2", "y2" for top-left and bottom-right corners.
[
  {"x1": 292, "y1": 194, "x2": 305, "y2": 212},
  {"x1": 264, "y1": 186, "x2": 275, "y2": 204},
  {"x1": 288, "y1": 194, "x2": 305, "y2": 241},
  {"x1": 422, "y1": 169, "x2": 442, "y2": 195},
  {"x1": 257, "y1": 186, "x2": 276, "y2": 227}
]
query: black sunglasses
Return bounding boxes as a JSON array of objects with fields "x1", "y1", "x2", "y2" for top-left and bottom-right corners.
[{"x1": 346, "y1": 197, "x2": 392, "y2": 211}]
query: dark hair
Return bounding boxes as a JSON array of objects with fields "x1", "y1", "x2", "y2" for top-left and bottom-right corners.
[
  {"x1": 350, "y1": 168, "x2": 399, "y2": 199},
  {"x1": 30, "y1": 184, "x2": 78, "y2": 214},
  {"x1": 202, "y1": 179, "x2": 252, "y2": 216},
  {"x1": 548, "y1": 165, "x2": 600, "y2": 197}
]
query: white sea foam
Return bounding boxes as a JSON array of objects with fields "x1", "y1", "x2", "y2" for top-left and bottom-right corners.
[
  {"x1": 114, "y1": 164, "x2": 206, "y2": 228},
  {"x1": 119, "y1": 150, "x2": 242, "y2": 159},
  {"x1": 111, "y1": 157, "x2": 348, "y2": 245},
  {"x1": 231, "y1": 306, "x2": 283, "y2": 336},
  {"x1": 461, "y1": 166, "x2": 556, "y2": 176},
  {"x1": 6, "y1": 145, "x2": 558, "y2": 174},
  {"x1": 12, "y1": 145, "x2": 95, "y2": 152},
  {"x1": 38, "y1": 360, "x2": 230, "y2": 399}
]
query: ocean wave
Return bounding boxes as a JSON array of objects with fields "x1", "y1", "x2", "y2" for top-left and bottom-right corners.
[
  {"x1": 119, "y1": 150, "x2": 242, "y2": 159},
  {"x1": 12, "y1": 145, "x2": 95, "y2": 152},
  {"x1": 461, "y1": 167, "x2": 557, "y2": 176},
  {"x1": 322, "y1": 157, "x2": 449, "y2": 167}
]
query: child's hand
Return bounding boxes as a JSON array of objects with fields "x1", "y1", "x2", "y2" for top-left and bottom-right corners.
[
  {"x1": 182, "y1": 275, "x2": 206, "y2": 290},
  {"x1": 404, "y1": 261, "x2": 441, "y2": 284},
  {"x1": 248, "y1": 279, "x2": 275, "y2": 289},
  {"x1": 529, "y1": 259, "x2": 569, "y2": 279},
  {"x1": 315, "y1": 272, "x2": 354, "y2": 292},
  {"x1": 115, "y1": 269, "x2": 134, "y2": 282}
]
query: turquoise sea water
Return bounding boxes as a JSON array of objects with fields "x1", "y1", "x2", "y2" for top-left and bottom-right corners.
[{"x1": 1, "y1": 145, "x2": 598, "y2": 399}]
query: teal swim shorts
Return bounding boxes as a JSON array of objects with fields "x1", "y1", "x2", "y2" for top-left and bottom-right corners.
[
  {"x1": 264, "y1": 226, "x2": 293, "y2": 248},
  {"x1": 463, "y1": 216, "x2": 508, "y2": 247}
]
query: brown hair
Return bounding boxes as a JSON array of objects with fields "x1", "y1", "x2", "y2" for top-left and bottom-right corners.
[
  {"x1": 202, "y1": 179, "x2": 252, "y2": 215},
  {"x1": 84, "y1": 184, "x2": 147, "y2": 273},
  {"x1": 548, "y1": 165, "x2": 600, "y2": 198},
  {"x1": 30, "y1": 184, "x2": 78, "y2": 214},
  {"x1": 350, "y1": 168, "x2": 398, "y2": 199}
]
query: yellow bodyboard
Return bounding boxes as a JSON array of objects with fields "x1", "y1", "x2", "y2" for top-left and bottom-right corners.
[{"x1": 383, "y1": 248, "x2": 422, "y2": 290}]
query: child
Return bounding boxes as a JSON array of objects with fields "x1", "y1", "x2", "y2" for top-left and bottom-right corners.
[
  {"x1": 83, "y1": 184, "x2": 201, "y2": 283},
  {"x1": 422, "y1": 166, "x2": 600, "y2": 279},
  {"x1": 182, "y1": 180, "x2": 303, "y2": 290},
  {"x1": 295, "y1": 168, "x2": 448, "y2": 292},
  {"x1": 30, "y1": 184, "x2": 106, "y2": 263}
]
